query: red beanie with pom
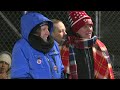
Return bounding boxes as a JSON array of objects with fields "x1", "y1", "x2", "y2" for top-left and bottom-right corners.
[{"x1": 68, "y1": 11, "x2": 93, "y2": 33}]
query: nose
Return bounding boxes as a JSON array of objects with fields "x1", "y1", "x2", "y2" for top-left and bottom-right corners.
[
  {"x1": 1, "y1": 62, "x2": 6, "y2": 67},
  {"x1": 63, "y1": 31, "x2": 67, "y2": 35},
  {"x1": 87, "y1": 26, "x2": 93, "y2": 32},
  {"x1": 46, "y1": 29, "x2": 50, "y2": 35}
]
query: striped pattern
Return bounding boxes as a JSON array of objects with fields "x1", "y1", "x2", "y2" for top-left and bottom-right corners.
[
  {"x1": 61, "y1": 39, "x2": 114, "y2": 79},
  {"x1": 68, "y1": 11, "x2": 90, "y2": 27},
  {"x1": 60, "y1": 45, "x2": 70, "y2": 74},
  {"x1": 93, "y1": 39, "x2": 114, "y2": 79}
]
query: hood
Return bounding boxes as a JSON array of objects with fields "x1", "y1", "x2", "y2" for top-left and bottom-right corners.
[{"x1": 21, "y1": 12, "x2": 53, "y2": 41}]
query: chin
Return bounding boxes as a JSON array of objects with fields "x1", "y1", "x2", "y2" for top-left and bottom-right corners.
[{"x1": 87, "y1": 35, "x2": 92, "y2": 39}]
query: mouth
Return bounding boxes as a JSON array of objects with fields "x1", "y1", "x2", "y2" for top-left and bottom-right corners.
[
  {"x1": 86, "y1": 33, "x2": 92, "y2": 36},
  {"x1": 0, "y1": 67, "x2": 5, "y2": 70}
]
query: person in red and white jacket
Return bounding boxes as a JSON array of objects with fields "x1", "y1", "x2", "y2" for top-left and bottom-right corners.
[{"x1": 60, "y1": 11, "x2": 114, "y2": 79}]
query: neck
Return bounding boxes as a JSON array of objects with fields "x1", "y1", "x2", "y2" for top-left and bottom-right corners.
[{"x1": 69, "y1": 36, "x2": 97, "y2": 49}]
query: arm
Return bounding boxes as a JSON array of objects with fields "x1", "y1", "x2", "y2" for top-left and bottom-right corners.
[{"x1": 11, "y1": 43, "x2": 32, "y2": 79}]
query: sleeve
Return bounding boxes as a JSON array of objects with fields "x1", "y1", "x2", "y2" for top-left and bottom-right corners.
[{"x1": 11, "y1": 43, "x2": 32, "y2": 79}]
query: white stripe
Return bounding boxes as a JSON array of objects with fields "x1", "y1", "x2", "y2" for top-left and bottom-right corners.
[
  {"x1": 70, "y1": 60, "x2": 76, "y2": 65},
  {"x1": 71, "y1": 16, "x2": 89, "y2": 27}
]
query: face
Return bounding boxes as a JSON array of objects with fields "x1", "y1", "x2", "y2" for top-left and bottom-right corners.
[
  {"x1": 0, "y1": 61, "x2": 9, "y2": 73},
  {"x1": 52, "y1": 22, "x2": 67, "y2": 44},
  {"x1": 77, "y1": 24, "x2": 93, "y2": 39},
  {"x1": 35, "y1": 25, "x2": 50, "y2": 42}
]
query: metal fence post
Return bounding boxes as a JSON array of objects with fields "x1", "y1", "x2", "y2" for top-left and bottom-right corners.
[
  {"x1": 95, "y1": 11, "x2": 101, "y2": 39},
  {"x1": 23, "y1": 11, "x2": 28, "y2": 15}
]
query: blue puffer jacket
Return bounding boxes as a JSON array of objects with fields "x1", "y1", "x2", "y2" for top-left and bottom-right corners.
[{"x1": 11, "y1": 12, "x2": 64, "y2": 79}]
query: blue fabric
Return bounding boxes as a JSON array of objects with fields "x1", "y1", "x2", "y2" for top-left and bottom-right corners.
[{"x1": 11, "y1": 12, "x2": 64, "y2": 79}]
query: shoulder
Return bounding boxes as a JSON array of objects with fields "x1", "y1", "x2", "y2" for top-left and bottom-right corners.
[
  {"x1": 95, "y1": 39, "x2": 108, "y2": 51},
  {"x1": 96, "y1": 39, "x2": 106, "y2": 47},
  {"x1": 13, "y1": 38, "x2": 29, "y2": 47},
  {"x1": 54, "y1": 40, "x2": 59, "y2": 45},
  {"x1": 12, "y1": 38, "x2": 31, "y2": 53},
  {"x1": 53, "y1": 40, "x2": 59, "y2": 49}
]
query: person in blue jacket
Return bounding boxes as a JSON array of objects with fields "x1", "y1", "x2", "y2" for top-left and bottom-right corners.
[{"x1": 11, "y1": 12, "x2": 64, "y2": 79}]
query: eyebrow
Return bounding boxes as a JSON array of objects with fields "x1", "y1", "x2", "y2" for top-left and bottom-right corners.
[{"x1": 0, "y1": 61, "x2": 9, "y2": 65}]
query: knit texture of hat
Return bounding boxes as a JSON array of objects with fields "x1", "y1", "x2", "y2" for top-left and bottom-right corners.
[{"x1": 68, "y1": 11, "x2": 93, "y2": 33}]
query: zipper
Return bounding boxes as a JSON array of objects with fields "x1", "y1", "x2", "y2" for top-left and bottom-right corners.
[
  {"x1": 45, "y1": 55, "x2": 54, "y2": 79},
  {"x1": 52, "y1": 56, "x2": 58, "y2": 73}
]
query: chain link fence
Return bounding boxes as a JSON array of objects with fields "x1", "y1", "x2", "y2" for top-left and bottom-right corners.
[{"x1": 0, "y1": 11, "x2": 120, "y2": 79}]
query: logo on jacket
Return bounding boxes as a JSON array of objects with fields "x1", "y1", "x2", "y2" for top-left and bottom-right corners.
[
  {"x1": 37, "y1": 58, "x2": 42, "y2": 64},
  {"x1": 54, "y1": 66, "x2": 58, "y2": 71}
]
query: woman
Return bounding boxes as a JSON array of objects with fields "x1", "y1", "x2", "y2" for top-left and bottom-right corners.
[
  {"x1": 61, "y1": 11, "x2": 114, "y2": 79},
  {"x1": 0, "y1": 51, "x2": 11, "y2": 79},
  {"x1": 11, "y1": 12, "x2": 64, "y2": 79}
]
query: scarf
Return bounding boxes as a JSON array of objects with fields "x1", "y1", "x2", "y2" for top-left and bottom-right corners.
[
  {"x1": 28, "y1": 34, "x2": 54, "y2": 54},
  {"x1": 61, "y1": 36, "x2": 114, "y2": 79}
]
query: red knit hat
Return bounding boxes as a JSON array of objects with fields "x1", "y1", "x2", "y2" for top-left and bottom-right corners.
[{"x1": 68, "y1": 11, "x2": 93, "y2": 33}]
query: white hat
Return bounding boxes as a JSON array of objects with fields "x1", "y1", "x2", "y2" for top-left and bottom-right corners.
[{"x1": 0, "y1": 51, "x2": 11, "y2": 68}]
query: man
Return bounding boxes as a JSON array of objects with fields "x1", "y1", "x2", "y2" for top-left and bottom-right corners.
[
  {"x1": 51, "y1": 19, "x2": 70, "y2": 78},
  {"x1": 51, "y1": 19, "x2": 67, "y2": 48}
]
